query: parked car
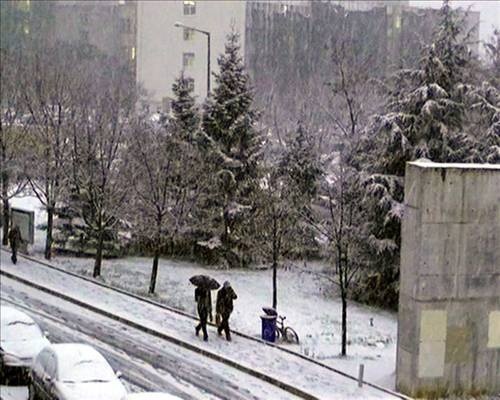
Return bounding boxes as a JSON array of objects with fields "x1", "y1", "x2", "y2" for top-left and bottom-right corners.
[
  {"x1": 124, "y1": 394, "x2": 183, "y2": 400},
  {"x1": 29, "y1": 343, "x2": 126, "y2": 400},
  {"x1": 0, "y1": 306, "x2": 50, "y2": 385}
]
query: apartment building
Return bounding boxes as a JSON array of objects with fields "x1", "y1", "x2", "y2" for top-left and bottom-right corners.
[
  {"x1": 5, "y1": 0, "x2": 479, "y2": 112},
  {"x1": 136, "y1": 0, "x2": 246, "y2": 110},
  {"x1": 1, "y1": 0, "x2": 137, "y2": 78},
  {"x1": 327, "y1": 0, "x2": 409, "y2": 11},
  {"x1": 50, "y1": 1, "x2": 137, "y2": 72}
]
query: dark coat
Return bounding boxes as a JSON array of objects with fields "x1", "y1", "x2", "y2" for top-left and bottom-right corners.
[
  {"x1": 216, "y1": 286, "x2": 237, "y2": 317},
  {"x1": 8, "y1": 226, "x2": 22, "y2": 250},
  {"x1": 195, "y1": 287, "x2": 212, "y2": 314}
]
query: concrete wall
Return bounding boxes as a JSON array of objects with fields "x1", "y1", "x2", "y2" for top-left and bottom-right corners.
[
  {"x1": 136, "y1": 0, "x2": 246, "y2": 107},
  {"x1": 397, "y1": 161, "x2": 500, "y2": 397}
]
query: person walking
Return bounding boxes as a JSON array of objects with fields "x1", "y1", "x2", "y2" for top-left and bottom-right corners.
[
  {"x1": 216, "y1": 281, "x2": 237, "y2": 341},
  {"x1": 195, "y1": 286, "x2": 212, "y2": 341},
  {"x1": 8, "y1": 224, "x2": 22, "y2": 264}
]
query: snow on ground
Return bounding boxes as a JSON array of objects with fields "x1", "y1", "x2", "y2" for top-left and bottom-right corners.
[
  {"x1": 1, "y1": 252, "x2": 392, "y2": 400},
  {"x1": 3, "y1": 194, "x2": 398, "y2": 391},
  {"x1": 0, "y1": 386, "x2": 27, "y2": 400},
  {"x1": 51, "y1": 256, "x2": 398, "y2": 387}
]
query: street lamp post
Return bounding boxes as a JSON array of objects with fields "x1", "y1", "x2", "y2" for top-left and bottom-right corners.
[{"x1": 174, "y1": 22, "x2": 211, "y2": 97}]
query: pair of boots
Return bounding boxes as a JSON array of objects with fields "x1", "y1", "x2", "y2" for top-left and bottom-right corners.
[
  {"x1": 217, "y1": 317, "x2": 231, "y2": 341},
  {"x1": 195, "y1": 325, "x2": 208, "y2": 341},
  {"x1": 218, "y1": 329, "x2": 231, "y2": 341}
]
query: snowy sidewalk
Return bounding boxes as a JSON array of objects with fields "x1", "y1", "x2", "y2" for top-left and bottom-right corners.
[
  {"x1": 5, "y1": 195, "x2": 399, "y2": 388},
  {"x1": 1, "y1": 251, "x2": 393, "y2": 399}
]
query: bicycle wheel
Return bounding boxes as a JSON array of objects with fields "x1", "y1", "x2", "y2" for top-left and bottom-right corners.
[
  {"x1": 275, "y1": 328, "x2": 282, "y2": 341},
  {"x1": 284, "y1": 327, "x2": 299, "y2": 344}
]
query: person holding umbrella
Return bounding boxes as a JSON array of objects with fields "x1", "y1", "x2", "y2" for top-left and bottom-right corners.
[{"x1": 190, "y1": 275, "x2": 219, "y2": 341}]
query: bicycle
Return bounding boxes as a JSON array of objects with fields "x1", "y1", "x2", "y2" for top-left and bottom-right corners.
[{"x1": 275, "y1": 315, "x2": 299, "y2": 344}]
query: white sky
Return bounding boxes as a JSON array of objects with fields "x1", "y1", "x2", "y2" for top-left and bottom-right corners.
[{"x1": 410, "y1": 1, "x2": 500, "y2": 43}]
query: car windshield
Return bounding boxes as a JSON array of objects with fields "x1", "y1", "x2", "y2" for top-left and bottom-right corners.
[
  {"x1": 0, "y1": 321, "x2": 43, "y2": 342},
  {"x1": 59, "y1": 359, "x2": 116, "y2": 383}
]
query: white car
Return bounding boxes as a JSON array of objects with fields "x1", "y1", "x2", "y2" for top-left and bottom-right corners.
[
  {"x1": 124, "y1": 394, "x2": 183, "y2": 400},
  {"x1": 0, "y1": 306, "x2": 50, "y2": 385},
  {"x1": 29, "y1": 343, "x2": 126, "y2": 400}
]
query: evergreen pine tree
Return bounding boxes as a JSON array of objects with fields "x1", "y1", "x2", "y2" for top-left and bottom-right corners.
[
  {"x1": 357, "y1": 0, "x2": 479, "y2": 308},
  {"x1": 279, "y1": 123, "x2": 322, "y2": 255},
  {"x1": 201, "y1": 31, "x2": 262, "y2": 267},
  {"x1": 466, "y1": 30, "x2": 500, "y2": 163},
  {"x1": 484, "y1": 29, "x2": 500, "y2": 84},
  {"x1": 281, "y1": 123, "x2": 322, "y2": 203},
  {"x1": 171, "y1": 73, "x2": 200, "y2": 141}
]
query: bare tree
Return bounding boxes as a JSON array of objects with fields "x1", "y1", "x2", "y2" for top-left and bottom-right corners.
[
  {"x1": 0, "y1": 49, "x2": 28, "y2": 245},
  {"x1": 304, "y1": 18, "x2": 378, "y2": 356},
  {"x1": 259, "y1": 122, "x2": 321, "y2": 310},
  {"x1": 68, "y1": 60, "x2": 133, "y2": 277},
  {"x1": 127, "y1": 117, "x2": 201, "y2": 294},
  {"x1": 259, "y1": 167, "x2": 292, "y2": 310},
  {"x1": 21, "y1": 47, "x2": 75, "y2": 259},
  {"x1": 307, "y1": 158, "x2": 368, "y2": 356}
]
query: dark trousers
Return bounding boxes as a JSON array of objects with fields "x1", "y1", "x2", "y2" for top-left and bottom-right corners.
[
  {"x1": 217, "y1": 313, "x2": 231, "y2": 340},
  {"x1": 196, "y1": 308, "x2": 208, "y2": 340},
  {"x1": 11, "y1": 247, "x2": 17, "y2": 264}
]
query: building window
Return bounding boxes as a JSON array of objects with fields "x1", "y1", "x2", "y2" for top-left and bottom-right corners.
[
  {"x1": 183, "y1": 28, "x2": 194, "y2": 41},
  {"x1": 80, "y1": 30, "x2": 89, "y2": 42},
  {"x1": 186, "y1": 77, "x2": 194, "y2": 91},
  {"x1": 80, "y1": 13, "x2": 89, "y2": 25},
  {"x1": 19, "y1": 0, "x2": 30, "y2": 12},
  {"x1": 183, "y1": 52, "x2": 195, "y2": 67},
  {"x1": 183, "y1": 1, "x2": 196, "y2": 15},
  {"x1": 162, "y1": 97, "x2": 172, "y2": 114},
  {"x1": 122, "y1": 17, "x2": 132, "y2": 34},
  {"x1": 131, "y1": 46, "x2": 136, "y2": 60},
  {"x1": 394, "y1": 15, "x2": 401, "y2": 30}
]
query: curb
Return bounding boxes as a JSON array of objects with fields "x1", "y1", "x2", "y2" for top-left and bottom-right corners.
[
  {"x1": 1, "y1": 268, "x2": 319, "y2": 400},
  {"x1": 1, "y1": 248, "x2": 412, "y2": 400}
]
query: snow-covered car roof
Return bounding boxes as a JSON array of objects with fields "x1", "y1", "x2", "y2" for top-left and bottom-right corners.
[
  {"x1": 123, "y1": 393, "x2": 183, "y2": 400},
  {"x1": 0, "y1": 306, "x2": 50, "y2": 365},
  {"x1": 48, "y1": 343, "x2": 118, "y2": 382},
  {"x1": 1, "y1": 305, "x2": 35, "y2": 327},
  {"x1": 1, "y1": 305, "x2": 45, "y2": 342}
]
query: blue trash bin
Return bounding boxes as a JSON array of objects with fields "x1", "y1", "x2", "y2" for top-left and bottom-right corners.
[{"x1": 261, "y1": 314, "x2": 277, "y2": 342}]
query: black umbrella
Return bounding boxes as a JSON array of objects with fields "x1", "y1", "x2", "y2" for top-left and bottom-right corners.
[{"x1": 189, "y1": 275, "x2": 220, "y2": 290}]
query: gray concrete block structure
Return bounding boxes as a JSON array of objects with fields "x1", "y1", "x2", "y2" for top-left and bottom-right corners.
[{"x1": 396, "y1": 161, "x2": 500, "y2": 397}]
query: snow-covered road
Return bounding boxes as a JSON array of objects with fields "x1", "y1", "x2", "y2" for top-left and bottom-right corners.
[
  {"x1": 6, "y1": 195, "x2": 400, "y2": 389},
  {"x1": 0, "y1": 274, "x2": 300, "y2": 400},
  {"x1": 0, "y1": 250, "x2": 398, "y2": 399}
]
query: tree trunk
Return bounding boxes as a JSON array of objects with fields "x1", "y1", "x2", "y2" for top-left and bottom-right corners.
[
  {"x1": 149, "y1": 247, "x2": 160, "y2": 294},
  {"x1": 1, "y1": 143, "x2": 9, "y2": 245},
  {"x1": 169, "y1": 237, "x2": 174, "y2": 256},
  {"x1": 272, "y1": 260, "x2": 278, "y2": 310},
  {"x1": 45, "y1": 206, "x2": 54, "y2": 260},
  {"x1": 2, "y1": 198, "x2": 9, "y2": 246},
  {"x1": 272, "y1": 216, "x2": 278, "y2": 310},
  {"x1": 222, "y1": 209, "x2": 230, "y2": 248},
  {"x1": 93, "y1": 225, "x2": 104, "y2": 278},
  {"x1": 338, "y1": 245, "x2": 347, "y2": 357},
  {"x1": 341, "y1": 288, "x2": 347, "y2": 357}
]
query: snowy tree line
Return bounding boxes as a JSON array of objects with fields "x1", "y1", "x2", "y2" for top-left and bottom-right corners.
[
  {"x1": 1, "y1": 0, "x2": 498, "y2": 355},
  {"x1": 254, "y1": 1, "x2": 499, "y2": 314}
]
